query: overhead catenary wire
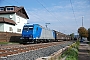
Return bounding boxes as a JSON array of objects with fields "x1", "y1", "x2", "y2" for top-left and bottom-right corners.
[
  {"x1": 70, "y1": 0, "x2": 78, "y2": 27},
  {"x1": 70, "y1": 0, "x2": 79, "y2": 34},
  {"x1": 36, "y1": 0, "x2": 69, "y2": 33},
  {"x1": 14, "y1": 0, "x2": 74, "y2": 34},
  {"x1": 36, "y1": 0, "x2": 63, "y2": 24},
  {"x1": 36, "y1": 0, "x2": 75, "y2": 34}
]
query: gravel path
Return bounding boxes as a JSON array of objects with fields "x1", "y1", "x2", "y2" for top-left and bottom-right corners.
[{"x1": 78, "y1": 42, "x2": 90, "y2": 60}]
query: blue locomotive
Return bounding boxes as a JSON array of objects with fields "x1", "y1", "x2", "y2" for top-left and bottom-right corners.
[{"x1": 20, "y1": 24, "x2": 56, "y2": 43}]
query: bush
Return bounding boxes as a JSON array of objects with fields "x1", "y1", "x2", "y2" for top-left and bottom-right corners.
[
  {"x1": 61, "y1": 41, "x2": 80, "y2": 60},
  {"x1": 66, "y1": 48, "x2": 78, "y2": 60}
]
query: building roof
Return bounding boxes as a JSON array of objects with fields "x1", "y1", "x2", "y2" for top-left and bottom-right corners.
[
  {"x1": 0, "y1": 6, "x2": 29, "y2": 19},
  {"x1": 0, "y1": 17, "x2": 16, "y2": 25}
]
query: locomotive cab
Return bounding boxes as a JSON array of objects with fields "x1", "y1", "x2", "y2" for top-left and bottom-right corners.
[
  {"x1": 20, "y1": 24, "x2": 42, "y2": 43},
  {"x1": 22, "y1": 25, "x2": 33, "y2": 39}
]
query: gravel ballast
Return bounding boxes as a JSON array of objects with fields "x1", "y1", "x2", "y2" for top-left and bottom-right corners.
[{"x1": 0, "y1": 41, "x2": 73, "y2": 60}]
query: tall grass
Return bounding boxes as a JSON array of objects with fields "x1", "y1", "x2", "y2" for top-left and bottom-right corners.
[{"x1": 60, "y1": 41, "x2": 80, "y2": 60}]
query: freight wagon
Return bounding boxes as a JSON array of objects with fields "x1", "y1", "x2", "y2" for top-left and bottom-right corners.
[{"x1": 54, "y1": 31, "x2": 71, "y2": 41}]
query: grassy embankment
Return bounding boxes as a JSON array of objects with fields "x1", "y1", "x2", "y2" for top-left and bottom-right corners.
[
  {"x1": 0, "y1": 42, "x2": 19, "y2": 45},
  {"x1": 59, "y1": 41, "x2": 80, "y2": 60}
]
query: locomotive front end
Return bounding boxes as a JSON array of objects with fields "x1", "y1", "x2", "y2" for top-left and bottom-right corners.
[{"x1": 20, "y1": 25, "x2": 34, "y2": 43}]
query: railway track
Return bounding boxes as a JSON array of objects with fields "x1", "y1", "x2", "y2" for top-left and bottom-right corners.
[{"x1": 0, "y1": 41, "x2": 69, "y2": 58}]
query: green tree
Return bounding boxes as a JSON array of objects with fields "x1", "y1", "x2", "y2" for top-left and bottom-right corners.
[
  {"x1": 88, "y1": 28, "x2": 90, "y2": 41},
  {"x1": 70, "y1": 33, "x2": 74, "y2": 40},
  {"x1": 78, "y1": 27, "x2": 88, "y2": 40}
]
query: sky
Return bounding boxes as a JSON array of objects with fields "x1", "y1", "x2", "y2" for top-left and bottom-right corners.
[{"x1": 0, "y1": 0, "x2": 90, "y2": 35}]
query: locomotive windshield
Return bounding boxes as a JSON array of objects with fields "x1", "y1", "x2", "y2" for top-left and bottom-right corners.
[
  {"x1": 23, "y1": 26, "x2": 33, "y2": 30},
  {"x1": 23, "y1": 27, "x2": 28, "y2": 30},
  {"x1": 29, "y1": 27, "x2": 33, "y2": 30}
]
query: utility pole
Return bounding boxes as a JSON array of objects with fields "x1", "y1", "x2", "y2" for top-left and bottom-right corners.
[{"x1": 82, "y1": 16, "x2": 83, "y2": 27}]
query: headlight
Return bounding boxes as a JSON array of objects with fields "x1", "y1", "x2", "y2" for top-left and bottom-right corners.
[
  {"x1": 20, "y1": 37, "x2": 23, "y2": 39},
  {"x1": 29, "y1": 38, "x2": 32, "y2": 39}
]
